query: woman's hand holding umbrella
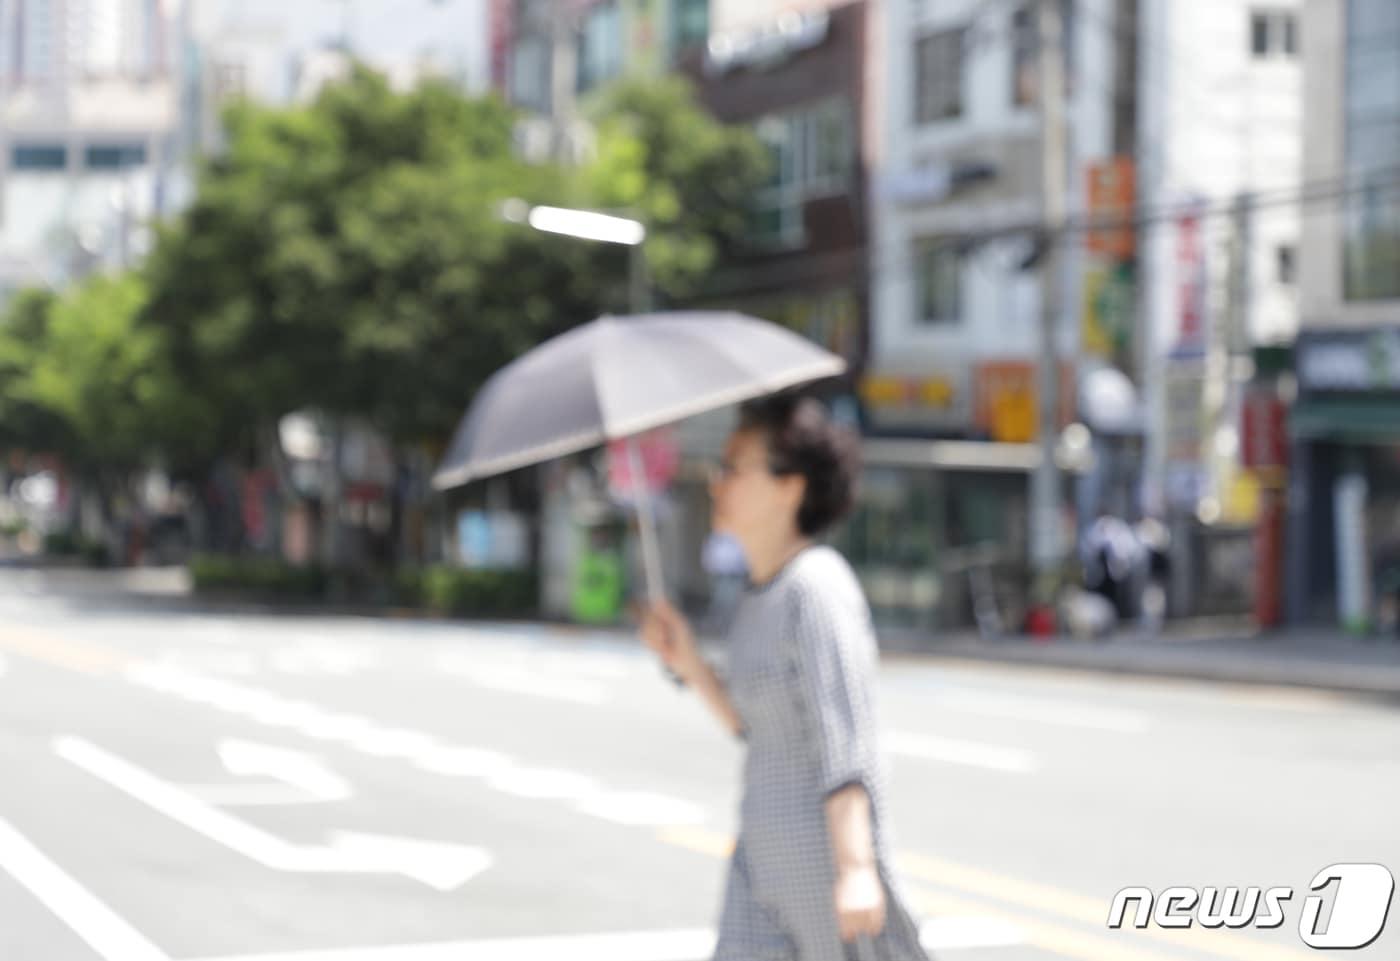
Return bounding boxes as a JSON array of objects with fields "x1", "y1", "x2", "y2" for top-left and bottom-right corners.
[
  {"x1": 635, "y1": 597, "x2": 746, "y2": 740},
  {"x1": 636, "y1": 597, "x2": 702, "y2": 682}
]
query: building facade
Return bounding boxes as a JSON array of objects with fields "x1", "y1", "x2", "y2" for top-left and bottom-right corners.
[
  {"x1": 1137, "y1": 0, "x2": 1302, "y2": 534},
  {"x1": 854, "y1": 0, "x2": 1127, "y2": 630},
  {"x1": 1288, "y1": 0, "x2": 1400, "y2": 631},
  {"x1": 0, "y1": 0, "x2": 179, "y2": 297}
]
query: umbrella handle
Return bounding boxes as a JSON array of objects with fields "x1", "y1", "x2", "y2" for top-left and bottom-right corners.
[
  {"x1": 626, "y1": 435, "x2": 665, "y2": 602},
  {"x1": 627, "y1": 436, "x2": 685, "y2": 689}
]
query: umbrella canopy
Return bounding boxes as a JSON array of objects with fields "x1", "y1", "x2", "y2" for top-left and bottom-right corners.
[{"x1": 431, "y1": 311, "x2": 846, "y2": 491}]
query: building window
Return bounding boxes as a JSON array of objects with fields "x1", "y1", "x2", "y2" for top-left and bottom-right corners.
[
  {"x1": 1011, "y1": 0, "x2": 1074, "y2": 106},
  {"x1": 751, "y1": 99, "x2": 853, "y2": 248},
  {"x1": 11, "y1": 145, "x2": 67, "y2": 170},
  {"x1": 1343, "y1": 0, "x2": 1400, "y2": 301},
  {"x1": 578, "y1": 1, "x2": 623, "y2": 92},
  {"x1": 672, "y1": 0, "x2": 708, "y2": 52},
  {"x1": 915, "y1": 238, "x2": 962, "y2": 324},
  {"x1": 914, "y1": 28, "x2": 964, "y2": 124},
  {"x1": 1251, "y1": 10, "x2": 1299, "y2": 58},
  {"x1": 509, "y1": 35, "x2": 549, "y2": 112},
  {"x1": 84, "y1": 144, "x2": 148, "y2": 170},
  {"x1": 1277, "y1": 245, "x2": 1296, "y2": 285}
]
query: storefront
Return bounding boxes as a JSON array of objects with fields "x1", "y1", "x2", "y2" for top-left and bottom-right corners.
[
  {"x1": 1287, "y1": 327, "x2": 1400, "y2": 632},
  {"x1": 841, "y1": 357, "x2": 1080, "y2": 634}
]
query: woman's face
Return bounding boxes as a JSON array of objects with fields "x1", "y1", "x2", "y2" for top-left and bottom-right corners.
[{"x1": 709, "y1": 429, "x2": 804, "y2": 543}]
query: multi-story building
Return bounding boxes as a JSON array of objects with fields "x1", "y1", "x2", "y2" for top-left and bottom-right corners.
[
  {"x1": 856, "y1": 0, "x2": 1131, "y2": 629},
  {"x1": 0, "y1": 0, "x2": 179, "y2": 296},
  {"x1": 498, "y1": 0, "x2": 708, "y2": 162},
  {"x1": 1287, "y1": 0, "x2": 1400, "y2": 629},
  {"x1": 1137, "y1": 0, "x2": 1302, "y2": 531}
]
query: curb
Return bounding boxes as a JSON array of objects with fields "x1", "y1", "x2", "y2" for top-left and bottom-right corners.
[{"x1": 878, "y1": 639, "x2": 1400, "y2": 698}]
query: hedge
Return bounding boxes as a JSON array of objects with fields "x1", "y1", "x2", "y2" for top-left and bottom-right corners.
[{"x1": 189, "y1": 554, "x2": 537, "y2": 617}]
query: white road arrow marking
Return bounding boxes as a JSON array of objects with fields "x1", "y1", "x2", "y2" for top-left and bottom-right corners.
[
  {"x1": 180, "y1": 739, "x2": 354, "y2": 807},
  {"x1": 55, "y1": 737, "x2": 490, "y2": 891},
  {"x1": 0, "y1": 814, "x2": 169, "y2": 961}
]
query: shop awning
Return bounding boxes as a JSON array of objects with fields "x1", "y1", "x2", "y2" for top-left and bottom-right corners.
[
  {"x1": 1290, "y1": 398, "x2": 1400, "y2": 444},
  {"x1": 862, "y1": 438, "x2": 1087, "y2": 473}
]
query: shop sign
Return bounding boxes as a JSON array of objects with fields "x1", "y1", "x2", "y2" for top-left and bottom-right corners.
[
  {"x1": 1174, "y1": 200, "x2": 1208, "y2": 357},
  {"x1": 1085, "y1": 157, "x2": 1136, "y2": 259},
  {"x1": 1297, "y1": 328, "x2": 1400, "y2": 394},
  {"x1": 858, "y1": 367, "x2": 970, "y2": 431},
  {"x1": 973, "y1": 361, "x2": 1076, "y2": 443},
  {"x1": 859, "y1": 375, "x2": 959, "y2": 409},
  {"x1": 1082, "y1": 261, "x2": 1135, "y2": 362},
  {"x1": 705, "y1": 10, "x2": 829, "y2": 74},
  {"x1": 607, "y1": 427, "x2": 679, "y2": 501}
]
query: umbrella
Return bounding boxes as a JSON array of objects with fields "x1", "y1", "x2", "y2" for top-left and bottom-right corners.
[{"x1": 431, "y1": 311, "x2": 846, "y2": 599}]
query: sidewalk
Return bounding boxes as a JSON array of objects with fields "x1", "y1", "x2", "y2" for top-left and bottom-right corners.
[
  {"x1": 7, "y1": 564, "x2": 1400, "y2": 698},
  {"x1": 879, "y1": 621, "x2": 1400, "y2": 698}
]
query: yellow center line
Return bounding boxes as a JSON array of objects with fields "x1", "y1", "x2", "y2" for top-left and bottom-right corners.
[
  {"x1": 0, "y1": 630, "x2": 135, "y2": 676},
  {"x1": 905, "y1": 886, "x2": 1191, "y2": 961},
  {"x1": 897, "y1": 853, "x2": 1317, "y2": 961},
  {"x1": 653, "y1": 826, "x2": 1318, "y2": 961}
]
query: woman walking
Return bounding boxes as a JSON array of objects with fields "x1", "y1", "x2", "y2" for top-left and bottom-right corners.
[{"x1": 639, "y1": 394, "x2": 931, "y2": 961}]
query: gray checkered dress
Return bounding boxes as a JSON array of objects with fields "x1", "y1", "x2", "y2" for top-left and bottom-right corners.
[{"x1": 712, "y1": 544, "x2": 930, "y2": 961}]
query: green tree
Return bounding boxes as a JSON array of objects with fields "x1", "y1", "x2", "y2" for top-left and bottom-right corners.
[
  {"x1": 583, "y1": 75, "x2": 771, "y2": 301},
  {"x1": 139, "y1": 66, "x2": 767, "y2": 568},
  {"x1": 0, "y1": 288, "x2": 71, "y2": 457}
]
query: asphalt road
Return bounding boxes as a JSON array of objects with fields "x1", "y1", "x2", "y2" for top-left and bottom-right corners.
[{"x1": 1, "y1": 568, "x2": 1397, "y2": 961}]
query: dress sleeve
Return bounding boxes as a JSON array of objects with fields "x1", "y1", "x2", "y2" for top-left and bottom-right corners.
[{"x1": 787, "y1": 578, "x2": 878, "y2": 798}]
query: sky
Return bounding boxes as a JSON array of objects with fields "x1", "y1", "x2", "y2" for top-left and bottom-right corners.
[{"x1": 194, "y1": 0, "x2": 489, "y2": 92}]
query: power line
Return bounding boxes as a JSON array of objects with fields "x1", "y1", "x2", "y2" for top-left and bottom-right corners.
[{"x1": 859, "y1": 164, "x2": 1400, "y2": 281}]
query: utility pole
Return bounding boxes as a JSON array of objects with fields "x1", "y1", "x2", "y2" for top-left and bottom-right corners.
[
  {"x1": 1030, "y1": 0, "x2": 1067, "y2": 605},
  {"x1": 548, "y1": 0, "x2": 580, "y2": 164}
]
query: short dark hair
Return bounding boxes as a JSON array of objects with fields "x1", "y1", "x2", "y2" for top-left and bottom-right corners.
[{"x1": 737, "y1": 393, "x2": 861, "y2": 537}]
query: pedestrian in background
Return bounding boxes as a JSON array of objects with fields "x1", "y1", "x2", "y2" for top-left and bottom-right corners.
[
  {"x1": 701, "y1": 529, "x2": 749, "y2": 635},
  {"x1": 638, "y1": 394, "x2": 931, "y2": 961}
]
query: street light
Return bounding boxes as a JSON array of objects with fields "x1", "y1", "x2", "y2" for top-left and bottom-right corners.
[
  {"x1": 496, "y1": 198, "x2": 662, "y2": 607},
  {"x1": 499, "y1": 198, "x2": 650, "y2": 311}
]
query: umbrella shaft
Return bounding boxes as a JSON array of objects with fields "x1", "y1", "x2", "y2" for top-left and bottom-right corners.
[{"x1": 627, "y1": 436, "x2": 665, "y2": 601}]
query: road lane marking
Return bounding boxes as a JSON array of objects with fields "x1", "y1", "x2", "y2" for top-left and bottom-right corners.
[
  {"x1": 182, "y1": 740, "x2": 355, "y2": 806},
  {"x1": 655, "y1": 825, "x2": 735, "y2": 858},
  {"x1": 0, "y1": 629, "x2": 133, "y2": 675},
  {"x1": 191, "y1": 929, "x2": 719, "y2": 961},
  {"x1": 486, "y1": 767, "x2": 600, "y2": 800},
  {"x1": 655, "y1": 827, "x2": 1317, "y2": 961},
  {"x1": 899, "y1": 853, "x2": 1320, "y2": 961},
  {"x1": 0, "y1": 814, "x2": 170, "y2": 961},
  {"x1": 350, "y1": 729, "x2": 442, "y2": 758},
  {"x1": 185, "y1": 916, "x2": 1026, "y2": 961},
  {"x1": 925, "y1": 688, "x2": 1151, "y2": 733},
  {"x1": 885, "y1": 730, "x2": 1039, "y2": 773},
  {"x1": 125, "y1": 664, "x2": 708, "y2": 827},
  {"x1": 55, "y1": 737, "x2": 491, "y2": 891},
  {"x1": 906, "y1": 887, "x2": 1191, "y2": 961},
  {"x1": 413, "y1": 747, "x2": 513, "y2": 778},
  {"x1": 575, "y1": 791, "x2": 708, "y2": 827},
  {"x1": 448, "y1": 665, "x2": 611, "y2": 705}
]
